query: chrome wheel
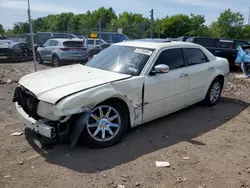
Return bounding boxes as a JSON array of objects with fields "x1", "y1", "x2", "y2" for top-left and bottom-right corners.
[
  {"x1": 210, "y1": 81, "x2": 221, "y2": 103},
  {"x1": 86, "y1": 105, "x2": 121, "y2": 142}
]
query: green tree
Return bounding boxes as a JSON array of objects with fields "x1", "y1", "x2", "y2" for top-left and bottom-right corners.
[
  {"x1": 242, "y1": 25, "x2": 250, "y2": 40},
  {"x1": 187, "y1": 14, "x2": 207, "y2": 36},
  {"x1": 162, "y1": 14, "x2": 191, "y2": 37},
  {"x1": 210, "y1": 9, "x2": 244, "y2": 39}
]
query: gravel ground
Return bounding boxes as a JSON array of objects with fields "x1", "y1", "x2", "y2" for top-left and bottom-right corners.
[{"x1": 0, "y1": 62, "x2": 250, "y2": 188}]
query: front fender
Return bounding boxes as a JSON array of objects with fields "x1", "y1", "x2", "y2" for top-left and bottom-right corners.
[{"x1": 56, "y1": 83, "x2": 138, "y2": 126}]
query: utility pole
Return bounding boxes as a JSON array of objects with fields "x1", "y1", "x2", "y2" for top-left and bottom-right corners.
[
  {"x1": 150, "y1": 9, "x2": 154, "y2": 39},
  {"x1": 248, "y1": 6, "x2": 250, "y2": 25},
  {"x1": 27, "y1": 0, "x2": 37, "y2": 72},
  {"x1": 99, "y1": 18, "x2": 102, "y2": 51}
]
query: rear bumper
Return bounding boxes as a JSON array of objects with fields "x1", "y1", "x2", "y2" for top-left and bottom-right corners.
[{"x1": 15, "y1": 102, "x2": 56, "y2": 138}]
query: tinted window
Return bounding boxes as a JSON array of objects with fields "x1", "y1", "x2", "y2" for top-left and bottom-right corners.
[
  {"x1": 235, "y1": 40, "x2": 249, "y2": 48},
  {"x1": 63, "y1": 41, "x2": 83, "y2": 47},
  {"x1": 155, "y1": 48, "x2": 184, "y2": 70},
  {"x1": 183, "y1": 48, "x2": 208, "y2": 66},
  {"x1": 96, "y1": 40, "x2": 101, "y2": 45},
  {"x1": 88, "y1": 40, "x2": 94, "y2": 45},
  {"x1": 216, "y1": 39, "x2": 234, "y2": 49},
  {"x1": 195, "y1": 38, "x2": 215, "y2": 47},
  {"x1": 49, "y1": 40, "x2": 58, "y2": 46}
]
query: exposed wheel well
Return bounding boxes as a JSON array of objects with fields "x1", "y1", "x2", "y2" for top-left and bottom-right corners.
[
  {"x1": 98, "y1": 97, "x2": 131, "y2": 127},
  {"x1": 215, "y1": 75, "x2": 224, "y2": 88}
]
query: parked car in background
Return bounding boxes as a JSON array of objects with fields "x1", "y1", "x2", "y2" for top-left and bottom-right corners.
[
  {"x1": 86, "y1": 38, "x2": 107, "y2": 50},
  {"x1": 136, "y1": 38, "x2": 173, "y2": 43},
  {"x1": 177, "y1": 36, "x2": 191, "y2": 41},
  {"x1": 0, "y1": 41, "x2": 33, "y2": 63},
  {"x1": 36, "y1": 38, "x2": 88, "y2": 67},
  {"x1": 186, "y1": 37, "x2": 250, "y2": 68},
  {"x1": 13, "y1": 40, "x2": 229, "y2": 148},
  {"x1": 88, "y1": 43, "x2": 111, "y2": 59},
  {"x1": 91, "y1": 32, "x2": 129, "y2": 44},
  {"x1": 36, "y1": 32, "x2": 79, "y2": 47}
]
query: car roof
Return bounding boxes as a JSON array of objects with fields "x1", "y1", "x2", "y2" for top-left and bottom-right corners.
[
  {"x1": 115, "y1": 40, "x2": 202, "y2": 49},
  {"x1": 49, "y1": 38, "x2": 83, "y2": 42},
  {"x1": 133, "y1": 38, "x2": 171, "y2": 43}
]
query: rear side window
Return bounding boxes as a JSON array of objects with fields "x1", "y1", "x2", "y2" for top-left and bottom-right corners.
[
  {"x1": 88, "y1": 40, "x2": 94, "y2": 45},
  {"x1": 216, "y1": 39, "x2": 234, "y2": 49},
  {"x1": 155, "y1": 48, "x2": 184, "y2": 70},
  {"x1": 49, "y1": 40, "x2": 59, "y2": 46},
  {"x1": 63, "y1": 41, "x2": 83, "y2": 47},
  {"x1": 194, "y1": 38, "x2": 215, "y2": 47},
  {"x1": 96, "y1": 40, "x2": 101, "y2": 45},
  {"x1": 183, "y1": 48, "x2": 208, "y2": 66}
]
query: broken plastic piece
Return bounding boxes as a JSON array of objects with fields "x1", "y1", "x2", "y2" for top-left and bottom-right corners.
[
  {"x1": 155, "y1": 161, "x2": 170, "y2": 167},
  {"x1": 11, "y1": 132, "x2": 23, "y2": 136}
]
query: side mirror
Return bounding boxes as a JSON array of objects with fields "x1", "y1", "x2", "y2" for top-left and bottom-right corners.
[{"x1": 154, "y1": 64, "x2": 170, "y2": 73}]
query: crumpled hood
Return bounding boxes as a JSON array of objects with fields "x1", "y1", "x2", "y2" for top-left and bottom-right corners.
[{"x1": 19, "y1": 64, "x2": 131, "y2": 104}]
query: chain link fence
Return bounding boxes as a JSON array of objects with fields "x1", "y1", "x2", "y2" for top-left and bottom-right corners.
[{"x1": 0, "y1": 6, "x2": 147, "y2": 68}]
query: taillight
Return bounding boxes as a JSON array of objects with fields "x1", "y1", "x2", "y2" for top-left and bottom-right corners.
[{"x1": 60, "y1": 48, "x2": 86, "y2": 51}]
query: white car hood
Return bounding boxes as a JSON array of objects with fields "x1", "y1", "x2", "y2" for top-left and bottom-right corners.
[{"x1": 19, "y1": 64, "x2": 131, "y2": 104}]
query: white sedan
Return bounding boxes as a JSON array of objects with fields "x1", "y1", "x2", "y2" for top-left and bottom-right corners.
[{"x1": 13, "y1": 40, "x2": 229, "y2": 148}]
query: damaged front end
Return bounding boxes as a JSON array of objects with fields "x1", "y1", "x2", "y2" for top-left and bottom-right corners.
[{"x1": 13, "y1": 86, "x2": 91, "y2": 147}]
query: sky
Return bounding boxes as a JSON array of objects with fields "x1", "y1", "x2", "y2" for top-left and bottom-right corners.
[{"x1": 0, "y1": 0, "x2": 249, "y2": 29}]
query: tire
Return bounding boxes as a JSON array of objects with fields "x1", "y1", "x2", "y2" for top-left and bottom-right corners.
[
  {"x1": 81, "y1": 102, "x2": 129, "y2": 148},
  {"x1": 36, "y1": 53, "x2": 43, "y2": 64},
  {"x1": 203, "y1": 77, "x2": 223, "y2": 106},
  {"x1": 52, "y1": 55, "x2": 60, "y2": 67}
]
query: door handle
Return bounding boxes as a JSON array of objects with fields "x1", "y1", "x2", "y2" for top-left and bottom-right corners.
[
  {"x1": 208, "y1": 67, "x2": 214, "y2": 70},
  {"x1": 215, "y1": 50, "x2": 220, "y2": 53},
  {"x1": 179, "y1": 73, "x2": 188, "y2": 78}
]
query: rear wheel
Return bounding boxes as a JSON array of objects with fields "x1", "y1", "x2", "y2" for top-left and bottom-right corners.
[
  {"x1": 82, "y1": 102, "x2": 129, "y2": 148},
  {"x1": 203, "y1": 77, "x2": 223, "y2": 106},
  {"x1": 52, "y1": 55, "x2": 60, "y2": 67},
  {"x1": 36, "y1": 53, "x2": 43, "y2": 64}
]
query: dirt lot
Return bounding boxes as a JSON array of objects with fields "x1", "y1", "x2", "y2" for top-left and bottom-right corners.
[{"x1": 0, "y1": 62, "x2": 250, "y2": 188}]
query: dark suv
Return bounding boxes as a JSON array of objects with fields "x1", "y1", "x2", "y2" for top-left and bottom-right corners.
[{"x1": 186, "y1": 37, "x2": 250, "y2": 68}]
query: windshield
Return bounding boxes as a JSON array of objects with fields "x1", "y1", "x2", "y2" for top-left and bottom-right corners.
[{"x1": 86, "y1": 45, "x2": 154, "y2": 76}]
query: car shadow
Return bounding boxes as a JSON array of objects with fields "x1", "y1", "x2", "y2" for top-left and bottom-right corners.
[{"x1": 25, "y1": 97, "x2": 249, "y2": 173}]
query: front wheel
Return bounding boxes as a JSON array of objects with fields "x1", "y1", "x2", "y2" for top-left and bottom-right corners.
[
  {"x1": 203, "y1": 78, "x2": 222, "y2": 106},
  {"x1": 52, "y1": 55, "x2": 60, "y2": 67},
  {"x1": 81, "y1": 102, "x2": 129, "y2": 148}
]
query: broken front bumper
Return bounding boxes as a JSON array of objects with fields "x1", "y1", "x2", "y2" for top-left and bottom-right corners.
[{"x1": 15, "y1": 102, "x2": 56, "y2": 138}]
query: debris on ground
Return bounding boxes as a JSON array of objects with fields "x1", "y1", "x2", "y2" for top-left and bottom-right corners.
[
  {"x1": 136, "y1": 182, "x2": 140, "y2": 186},
  {"x1": 183, "y1": 157, "x2": 190, "y2": 160},
  {"x1": 4, "y1": 175, "x2": 11, "y2": 179},
  {"x1": 198, "y1": 184, "x2": 207, "y2": 188},
  {"x1": 19, "y1": 161, "x2": 24, "y2": 165},
  {"x1": 117, "y1": 185, "x2": 125, "y2": 188},
  {"x1": 6, "y1": 79, "x2": 12, "y2": 84},
  {"x1": 176, "y1": 177, "x2": 183, "y2": 183},
  {"x1": 31, "y1": 166, "x2": 35, "y2": 169},
  {"x1": 155, "y1": 161, "x2": 170, "y2": 167},
  {"x1": 11, "y1": 132, "x2": 23, "y2": 136}
]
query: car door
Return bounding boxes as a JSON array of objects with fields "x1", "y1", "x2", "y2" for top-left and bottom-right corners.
[
  {"x1": 143, "y1": 48, "x2": 189, "y2": 123},
  {"x1": 40, "y1": 39, "x2": 51, "y2": 60},
  {"x1": 46, "y1": 40, "x2": 58, "y2": 61},
  {"x1": 183, "y1": 48, "x2": 215, "y2": 105}
]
